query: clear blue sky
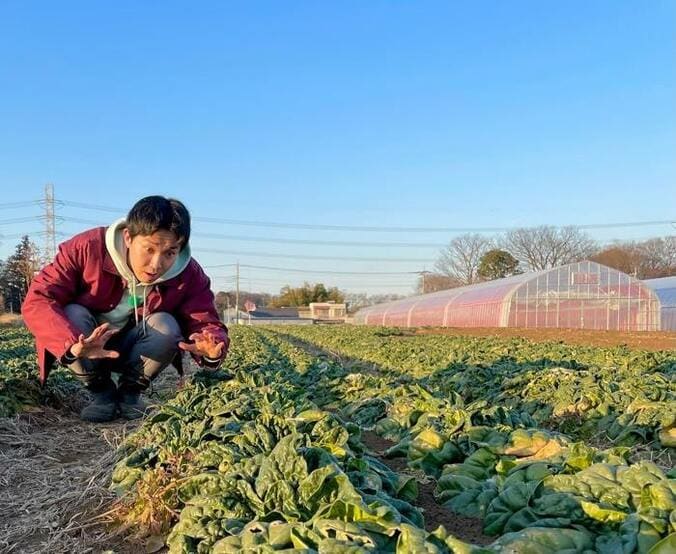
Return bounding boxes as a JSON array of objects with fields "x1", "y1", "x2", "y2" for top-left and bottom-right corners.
[{"x1": 0, "y1": 1, "x2": 674, "y2": 295}]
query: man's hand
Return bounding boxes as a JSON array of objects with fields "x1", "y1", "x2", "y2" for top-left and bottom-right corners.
[
  {"x1": 69, "y1": 323, "x2": 120, "y2": 359},
  {"x1": 178, "y1": 331, "x2": 225, "y2": 360}
]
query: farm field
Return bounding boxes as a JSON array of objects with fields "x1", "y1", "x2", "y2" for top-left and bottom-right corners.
[
  {"x1": 1, "y1": 323, "x2": 675, "y2": 553},
  {"x1": 409, "y1": 327, "x2": 676, "y2": 352}
]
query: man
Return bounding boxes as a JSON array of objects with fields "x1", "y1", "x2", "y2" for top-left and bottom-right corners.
[{"x1": 22, "y1": 196, "x2": 229, "y2": 422}]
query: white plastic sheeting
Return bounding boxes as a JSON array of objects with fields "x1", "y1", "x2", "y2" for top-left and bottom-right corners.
[
  {"x1": 643, "y1": 276, "x2": 676, "y2": 331},
  {"x1": 354, "y1": 261, "x2": 662, "y2": 331}
]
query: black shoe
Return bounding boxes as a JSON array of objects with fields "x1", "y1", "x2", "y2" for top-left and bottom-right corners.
[
  {"x1": 80, "y1": 381, "x2": 118, "y2": 422},
  {"x1": 118, "y1": 390, "x2": 149, "y2": 420}
]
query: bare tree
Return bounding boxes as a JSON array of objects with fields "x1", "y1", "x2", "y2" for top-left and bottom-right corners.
[
  {"x1": 590, "y1": 244, "x2": 641, "y2": 275},
  {"x1": 435, "y1": 233, "x2": 493, "y2": 285},
  {"x1": 590, "y1": 236, "x2": 675, "y2": 279},
  {"x1": 416, "y1": 272, "x2": 462, "y2": 294},
  {"x1": 502, "y1": 226, "x2": 596, "y2": 271},
  {"x1": 635, "y1": 236, "x2": 676, "y2": 278}
]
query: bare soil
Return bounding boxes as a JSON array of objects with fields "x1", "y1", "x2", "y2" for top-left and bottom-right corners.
[
  {"x1": 361, "y1": 431, "x2": 493, "y2": 546},
  {"x1": 0, "y1": 365, "x2": 185, "y2": 554},
  {"x1": 0, "y1": 409, "x2": 141, "y2": 554},
  {"x1": 0, "y1": 314, "x2": 23, "y2": 326},
  {"x1": 412, "y1": 327, "x2": 676, "y2": 351}
]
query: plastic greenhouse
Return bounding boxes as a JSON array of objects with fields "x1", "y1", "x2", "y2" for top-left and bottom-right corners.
[
  {"x1": 643, "y1": 276, "x2": 676, "y2": 331},
  {"x1": 354, "y1": 261, "x2": 662, "y2": 331}
]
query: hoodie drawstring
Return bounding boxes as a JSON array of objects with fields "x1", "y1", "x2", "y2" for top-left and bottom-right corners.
[
  {"x1": 132, "y1": 280, "x2": 138, "y2": 327},
  {"x1": 142, "y1": 286, "x2": 148, "y2": 336},
  {"x1": 131, "y1": 279, "x2": 149, "y2": 337}
]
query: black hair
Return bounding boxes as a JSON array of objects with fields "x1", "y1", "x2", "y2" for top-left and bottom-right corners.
[{"x1": 126, "y1": 196, "x2": 191, "y2": 249}]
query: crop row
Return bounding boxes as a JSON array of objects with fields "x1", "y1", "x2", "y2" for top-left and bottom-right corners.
[{"x1": 112, "y1": 326, "x2": 676, "y2": 553}]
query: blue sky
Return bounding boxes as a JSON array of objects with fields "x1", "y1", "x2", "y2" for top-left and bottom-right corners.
[{"x1": 0, "y1": 1, "x2": 674, "y2": 294}]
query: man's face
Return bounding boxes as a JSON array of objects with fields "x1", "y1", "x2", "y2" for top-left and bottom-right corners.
[{"x1": 123, "y1": 228, "x2": 182, "y2": 283}]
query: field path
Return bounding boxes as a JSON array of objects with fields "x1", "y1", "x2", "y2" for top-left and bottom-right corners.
[
  {"x1": 0, "y1": 367, "x2": 183, "y2": 554},
  {"x1": 0, "y1": 409, "x2": 140, "y2": 553}
]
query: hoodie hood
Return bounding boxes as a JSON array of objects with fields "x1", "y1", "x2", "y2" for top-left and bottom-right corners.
[{"x1": 105, "y1": 217, "x2": 191, "y2": 285}]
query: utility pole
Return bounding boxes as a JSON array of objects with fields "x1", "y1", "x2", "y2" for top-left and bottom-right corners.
[
  {"x1": 420, "y1": 270, "x2": 432, "y2": 294},
  {"x1": 44, "y1": 183, "x2": 57, "y2": 264},
  {"x1": 235, "y1": 261, "x2": 240, "y2": 324}
]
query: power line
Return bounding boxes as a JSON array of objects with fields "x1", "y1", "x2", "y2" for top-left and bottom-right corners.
[
  {"x1": 157, "y1": 215, "x2": 676, "y2": 233},
  {"x1": 192, "y1": 247, "x2": 433, "y2": 263},
  {"x1": 195, "y1": 231, "x2": 444, "y2": 248},
  {"x1": 0, "y1": 200, "x2": 42, "y2": 210},
  {"x1": 211, "y1": 275, "x2": 416, "y2": 285},
  {"x1": 57, "y1": 216, "x2": 445, "y2": 248},
  {"x1": 59, "y1": 216, "x2": 104, "y2": 226},
  {"x1": 56, "y1": 199, "x2": 675, "y2": 234},
  {"x1": 57, "y1": 216, "x2": 442, "y2": 250},
  {"x1": 207, "y1": 263, "x2": 422, "y2": 275},
  {"x1": 0, "y1": 216, "x2": 46, "y2": 225},
  {"x1": 0, "y1": 230, "x2": 48, "y2": 239},
  {"x1": 55, "y1": 200, "x2": 123, "y2": 213}
]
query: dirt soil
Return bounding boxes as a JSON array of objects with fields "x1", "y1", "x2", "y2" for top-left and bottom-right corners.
[
  {"x1": 0, "y1": 365, "x2": 185, "y2": 554},
  {"x1": 361, "y1": 431, "x2": 493, "y2": 546},
  {"x1": 0, "y1": 314, "x2": 23, "y2": 326},
  {"x1": 0, "y1": 409, "x2": 141, "y2": 554},
  {"x1": 412, "y1": 327, "x2": 676, "y2": 351}
]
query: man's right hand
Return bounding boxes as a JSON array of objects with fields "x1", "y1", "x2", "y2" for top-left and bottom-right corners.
[{"x1": 69, "y1": 322, "x2": 120, "y2": 360}]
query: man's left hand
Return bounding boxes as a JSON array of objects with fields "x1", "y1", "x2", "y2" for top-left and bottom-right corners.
[{"x1": 178, "y1": 331, "x2": 225, "y2": 360}]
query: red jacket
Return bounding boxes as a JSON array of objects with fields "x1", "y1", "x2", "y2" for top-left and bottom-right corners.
[{"x1": 22, "y1": 226, "x2": 229, "y2": 384}]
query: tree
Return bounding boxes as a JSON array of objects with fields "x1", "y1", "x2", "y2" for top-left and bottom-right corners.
[
  {"x1": 343, "y1": 292, "x2": 406, "y2": 313},
  {"x1": 502, "y1": 226, "x2": 596, "y2": 271},
  {"x1": 365, "y1": 293, "x2": 405, "y2": 305},
  {"x1": 0, "y1": 236, "x2": 41, "y2": 312},
  {"x1": 343, "y1": 292, "x2": 369, "y2": 313},
  {"x1": 635, "y1": 236, "x2": 676, "y2": 278},
  {"x1": 214, "y1": 290, "x2": 272, "y2": 314},
  {"x1": 477, "y1": 249, "x2": 521, "y2": 281},
  {"x1": 271, "y1": 282, "x2": 344, "y2": 307},
  {"x1": 435, "y1": 233, "x2": 493, "y2": 285},
  {"x1": 416, "y1": 272, "x2": 462, "y2": 294},
  {"x1": 590, "y1": 236, "x2": 675, "y2": 279},
  {"x1": 590, "y1": 244, "x2": 641, "y2": 276},
  {"x1": 214, "y1": 291, "x2": 231, "y2": 315}
]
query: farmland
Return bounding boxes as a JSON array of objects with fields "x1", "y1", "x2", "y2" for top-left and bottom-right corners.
[{"x1": 1, "y1": 324, "x2": 675, "y2": 552}]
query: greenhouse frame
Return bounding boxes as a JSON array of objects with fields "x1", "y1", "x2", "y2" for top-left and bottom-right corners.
[
  {"x1": 354, "y1": 261, "x2": 665, "y2": 331},
  {"x1": 643, "y1": 276, "x2": 676, "y2": 331}
]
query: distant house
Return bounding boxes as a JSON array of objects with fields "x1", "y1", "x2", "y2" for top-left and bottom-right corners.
[
  {"x1": 221, "y1": 302, "x2": 347, "y2": 325},
  {"x1": 222, "y1": 306, "x2": 312, "y2": 325},
  {"x1": 250, "y1": 307, "x2": 301, "y2": 319},
  {"x1": 298, "y1": 301, "x2": 347, "y2": 322}
]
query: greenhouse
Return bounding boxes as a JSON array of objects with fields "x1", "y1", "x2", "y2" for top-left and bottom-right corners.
[
  {"x1": 643, "y1": 276, "x2": 676, "y2": 331},
  {"x1": 354, "y1": 261, "x2": 663, "y2": 331}
]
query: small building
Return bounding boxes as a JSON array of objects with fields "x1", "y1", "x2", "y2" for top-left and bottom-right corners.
[
  {"x1": 298, "y1": 301, "x2": 347, "y2": 322},
  {"x1": 222, "y1": 307, "x2": 312, "y2": 325}
]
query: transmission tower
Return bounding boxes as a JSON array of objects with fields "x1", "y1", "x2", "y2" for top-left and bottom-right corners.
[{"x1": 44, "y1": 183, "x2": 57, "y2": 263}]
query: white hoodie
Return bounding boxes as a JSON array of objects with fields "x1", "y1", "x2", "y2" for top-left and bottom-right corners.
[{"x1": 99, "y1": 218, "x2": 192, "y2": 332}]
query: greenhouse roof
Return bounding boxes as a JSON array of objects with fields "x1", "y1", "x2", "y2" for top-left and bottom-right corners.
[
  {"x1": 355, "y1": 261, "x2": 661, "y2": 330},
  {"x1": 643, "y1": 276, "x2": 676, "y2": 308},
  {"x1": 360, "y1": 268, "x2": 551, "y2": 312}
]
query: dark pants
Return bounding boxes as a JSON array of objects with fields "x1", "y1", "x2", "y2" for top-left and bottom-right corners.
[{"x1": 63, "y1": 304, "x2": 183, "y2": 393}]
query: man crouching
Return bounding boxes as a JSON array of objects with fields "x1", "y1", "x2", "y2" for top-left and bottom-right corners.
[{"x1": 22, "y1": 195, "x2": 229, "y2": 422}]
